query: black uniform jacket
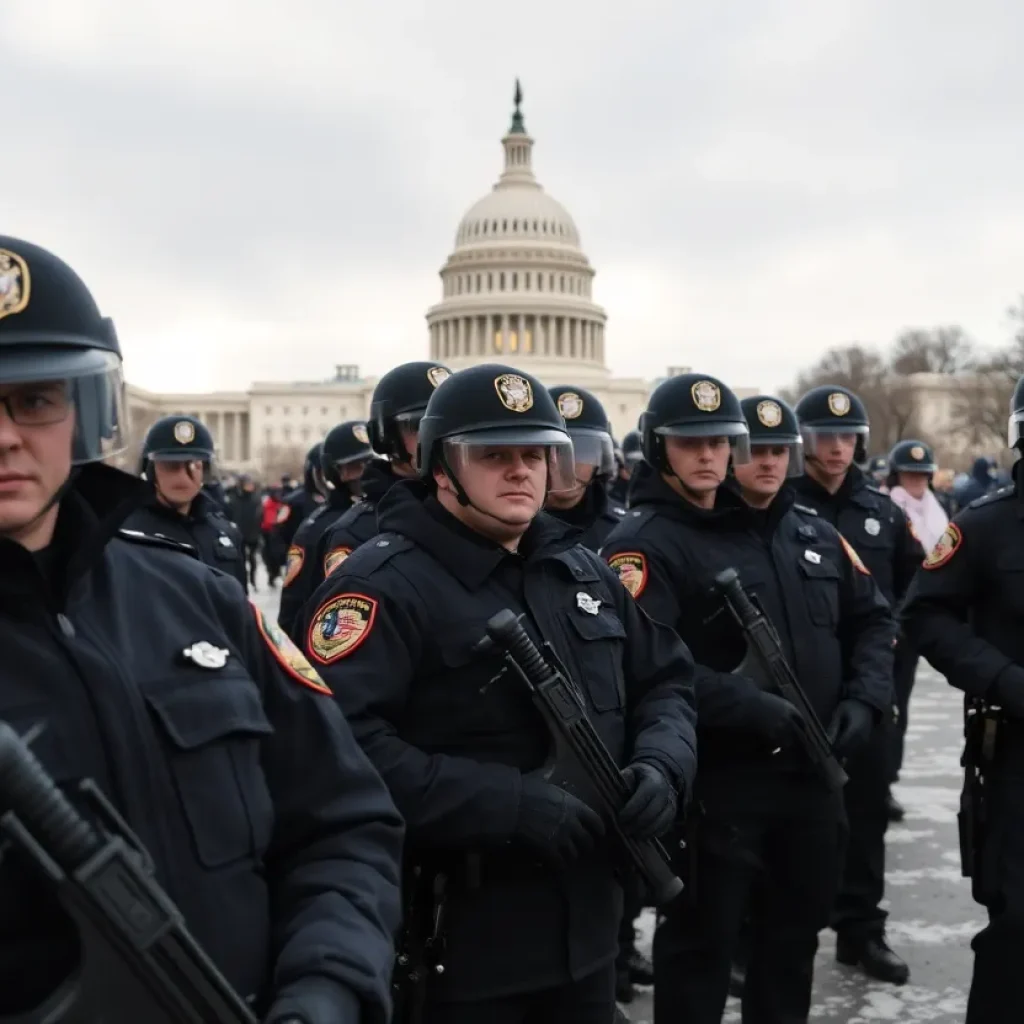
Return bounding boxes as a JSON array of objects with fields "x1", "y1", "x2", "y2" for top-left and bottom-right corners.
[
  {"x1": 123, "y1": 489, "x2": 248, "y2": 590},
  {"x1": 301, "y1": 480, "x2": 698, "y2": 1000},
  {"x1": 546, "y1": 479, "x2": 626, "y2": 553},
  {"x1": 273, "y1": 487, "x2": 323, "y2": 552},
  {"x1": 602, "y1": 466, "x2": 895, "y2": 778},
  {"x1": 277, "y1": 488, "x2": 357, "y2": 642},
  {"x1": 0, "y1": 464, "x2": 402, "y2": 1023}
]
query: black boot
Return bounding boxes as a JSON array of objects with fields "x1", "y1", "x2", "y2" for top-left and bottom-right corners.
[
  {"x1": 886, "y1": 791, "x2": 905, "y2": 822},
  {"x1": 836, "y1": 933, "x2": 910, "y2": 984}
]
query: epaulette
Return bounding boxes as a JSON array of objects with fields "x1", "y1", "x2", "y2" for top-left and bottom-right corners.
[
  {"x1": 968, "y1": 485, "x2": 1015, "y2": 509},
  {"x1": 792, "y1": 502, "x2": 819, "y2": 517},
  {"x1": 117, "y1": 528, "x2": 200, "y2": 558},
  {"x1": 339, "y1": 531, "x2": 413, "y2": 575}
]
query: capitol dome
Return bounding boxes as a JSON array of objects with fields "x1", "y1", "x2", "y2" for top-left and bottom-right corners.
[{"x1": 426, "y1": 82, "x2": 608, "y2": 381}]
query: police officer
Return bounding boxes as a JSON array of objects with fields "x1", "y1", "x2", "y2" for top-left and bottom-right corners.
[
  {"x1": 277, "y1": 420, "x2": 373, "y2": 641},
  {"x1": 302, "y1": 363, "x2": 698, "y2": 1023},
  {"x1": 544, "y1": 386, "x2": 625, "y2": 552},
  {"x1": 315, "y1": 360, "x2": 451, "y2": 583},
  {"x1": 0, "y1": 236, "x2": 402, "y2": 1022},
  {"x1": 899, "y1": 374, "x2": 1024, "y2": 1024},
  {"x1": 608, "y1": 428, "x2": 642, "y2": 506},
  {"x1": 270, "y1": 443, "x2": 325, "y2": 572},
  {"x1": 125, "y1": 414, "x2": 248, "y2": 590},
  {"x1": 601, "y1": 376, "x2": 894, "y2": 1024},
  {"x1": 792, "y1": 384, "x2": 923, "y2": 984}
]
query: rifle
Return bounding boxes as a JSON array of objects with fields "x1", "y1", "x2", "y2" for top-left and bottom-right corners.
[
  {"x1": 477, "y1": 609, "x2": 684, "y2": 906},
  {"x1": 960, "y1": 698, "x2": 999, "y2": 895},
  {"x1": 713, "y1": 568, "x2": 848, "y2": 792},
  {"x1": 0, "y1": 721, "x2": 258, "y2": 1024},
  {"x1": 392, "y1": 862, "x2": 448, "y2": 1024}
]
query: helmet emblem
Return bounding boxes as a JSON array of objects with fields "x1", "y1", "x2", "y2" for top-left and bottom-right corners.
[
  {"x1": 691, "y1": 380, "x2": 721, "y2": 413},
  {"x1": 756, "y1": 400, "x2": 782, "y2": 428},
  {"x1": 0, "y1": 249, "x2": 31, "y2": 322},
  {"x1": 828, "y1": 392, "x2": 851, "y2": 416},
  {"x1": 352, "y1": 423, "x2": 369, "y2": 444},
  {"x1": 910, "y1": 445, "x2": 926, "y2": 461},
  {"x1": 494, "y1": 373, "x2": 533, "y2": 413},
  {"x1": 173, "y1": 420, "x2": 196, "y2": 444},
  {"x1": 557, "y1": 391, "x2": 584, "y2": 420},
  {"x1": 427, "y1": 366, "x2": 451, "y2": 388}
]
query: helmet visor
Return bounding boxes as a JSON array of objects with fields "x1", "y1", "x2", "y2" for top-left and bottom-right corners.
[
  {"x1": 567, "y1": 428, "x2": 616, "y2": 477},
  {"x1": 1009, "y1": 411, "x2": 1024, "y2": 449},
  {"x1": 442, "y1": 429, "x2": 577, "y2": 494},
  {"x1": 655, "y1": 420, "x2": 752, "y2": 465},
  {"x1": 748, "y1": 437, "x2": 805, "y2": 478}
]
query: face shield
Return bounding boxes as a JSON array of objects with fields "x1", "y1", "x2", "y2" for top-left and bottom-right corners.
[
  {"x1": 146, "y1": 450, "x2": 215, "y2": 487},
  {"x1": 567, "y1": 427, "x2": 616, "y2": 479},
  {"x1": 655, "y1": 420, "x2": 752, "y2": 465},
  {"x1": 800, "y1": 423, "x2": 869, "y2": 461},
  {"x1": 440, "y1": 427, "x2": 577, "y2": 494},
  {"x1": 749, "y1": 436, "x2": 805, "y2": 477}
]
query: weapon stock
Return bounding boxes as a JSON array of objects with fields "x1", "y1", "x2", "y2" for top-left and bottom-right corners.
[
  {"x1": 0, "y1": 722, "x2": 257, "y2": 1024},
  {"x1": 478, "y1": 610, "x2": 684, "y2": 906},
  {"x1": 713, "y1": 568, "x2": 848, "y2": 791}
]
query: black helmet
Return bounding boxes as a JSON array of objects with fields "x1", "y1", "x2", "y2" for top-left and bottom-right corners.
[
  {"x1": 0, "y1": 236, "x2": 126, "y2": 464},
  {"x1": 888, "y1": 439, "x2": 937, "y2": 475},
  {"x1": 795, "y1": 384, "x2": 870, "y2": 462},
  {"x1": 417, "y1": 363, "x2": 575, "y2": 494},
  {"x1": 142, "y1": 414, "x2": 214, "y2": 461},
  {"x1": 1009, "y1": 374, "x2": 1024, "y2": 449},
  {"x1": 320, "y1": 420, "x2": 373, "y2": 487},
  {"x1": 368, "y1": 361, "x2": 452, "y2": 462},
  {"x1": 302, "y1": 442, "x2": 325, "y2": 495},
  {"x1": 640, "y1": 373, "x2": 751, "y2": 471},
  {"x1": 738, "y1": 395, "x2": 804, "y2": 477},
  {"x1": 548, "y1": 385, "x2": 615, "y2": 478},
  {"x1": 621, "y1": 428, "x2": 643, "y2": 466}
]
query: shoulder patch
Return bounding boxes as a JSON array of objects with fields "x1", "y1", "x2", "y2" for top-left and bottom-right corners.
[
  {"x1": 923, "y1": 522, "x2": 962, "y2": 569},
  {"x1": 117, "y1": 528, "x2": 199, "y2": 558},
  {"x1": 283, "y1": 544, "x2": 304, "y2": 587},
  {"x1": 324, "y1": 545, "x2": 353, "y2": 576},
  {"x1": 838, "y1": 534, "x2": 871, "y2": 575},
  {"x1": 275, "y1": 505, "x2": 291, "y2": 525},
  {"x1": 607, "y1": 551, "x2": 648, "y2": 598},
  {"x1": 792, "y1": 503, "x2": 819, "y2": 517},
  {"x1": 251, "y1": 603, "x2": 331, "y2": 695},
  {"x1": 968, "y1": 485, "x2": 1014, "y2": 509},
  {"x1": 307, "y1": 593, "x2": 378, "y2": 664}
]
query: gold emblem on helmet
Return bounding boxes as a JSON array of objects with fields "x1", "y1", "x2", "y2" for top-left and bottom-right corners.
[
  {"x1": 691, "y1": 380, "x2": 721, "y2": 413},
  {"x1": 0, "y1": 249, "x2": 31, "y2": 322},
  {"x1": 557, "y1": 391, "x2": 584, "y2": 420},
  {"x1": 495, "y1": 373, "x2": 533, "y2": 413},
  {"x1": 173, "y1": 420, "x2": 196, "y2": 444},
  {"x1": 427, "y1": 366, "x2": 451, "y2": 388},
  {"x1": 828, "y1": 392, "x2": 851, "y2": 416},
  {"x1": 910, "y1": 445, "x2": 926, "y2": 461},
  {"x1": 353, "y1": 423, "x2": 369, "y2": 444},
  {"x1": 756, "y1": 400, "x2": 782, "y2": 428}
]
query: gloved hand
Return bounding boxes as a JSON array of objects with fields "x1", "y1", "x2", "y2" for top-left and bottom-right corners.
[
  {"x1": 515, "y1": 776, "x2": 605, "y2": 867},
  {"x1": 992, "y1": 666, "x2": 1024, "y2": 719},
  {"x1": 826, "y1": 699, "x2": 875, "y2": 758},
  {"x1": 754, "y1": 691, "x2": 805, "y2": 746},
  {"x1": 263, "y1": 977, "x2": 360, "y2": 1024},
  {"x1": 618, "y1": 762, "x2": 677, "y2": 839}
]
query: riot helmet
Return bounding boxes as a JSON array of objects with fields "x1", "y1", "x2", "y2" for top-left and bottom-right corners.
[
  {"x1": 368, "y1": 361, "x2": 452, "y2": 464},
  {"x1": 888, "y1": 439, "x2": 937, "y2": 476},
  {"x1": 302, "y1": 442, "x2": 325, "y2": 495},
  {"x1": 320, "y1": 420, "x2": 373, "y2": 488},
  {"x1": 795, "y1": 385, "x2": 870, "y2": 463},
  {"x1": 547, "y1": 385, "x2": 615, "y2": 480},
  {"x1": 0, "y1": 236, "x2": 127, "y2": 464},
  {"x1": 1009, "y1": 374, "x2": 1024, "y2": 449},
  {"x1": 621, "y1": 429, "x2": 643, "y2": 466},
  {"x1": 738, "y1": 395, "x2": 804, "y2": 477}
]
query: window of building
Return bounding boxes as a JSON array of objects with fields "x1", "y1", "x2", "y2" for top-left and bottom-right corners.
[
  {"x1": 493, "y1": 330, "x2": 503, "y2": 353},
  {"x1": 475, "y1": 273, "x2": 481, "y2": 291},
  {"x1": 487, "y1": 272, "x2": 493, "y2": 290},
  {"x1": 512, "y1": 272, "x2": 518, "y2": 290},
  {"x1": 499, "y1": 272, "x2": 506, "y2": 291},
  {"x1": 525, "y1": 272, "x2": 531, "y2": 289},
  {"x1": 321, "y1": 406, "x2": 328, "y2": 416},
  {"x1": 265, "y1": 405, "x2": 272, "y2": 416},
  {"x1": 283, "y1": 406, "x2": 290, "y2": 416}
]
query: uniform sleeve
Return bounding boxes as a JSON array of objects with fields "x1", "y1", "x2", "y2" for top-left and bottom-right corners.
[
  {"x1": 277, "y1": 522, "x2": 316, "y2": 643},
  {"x1": 303, "y1": 573, "x2": 524, "y2": 847},
  {"x1": 602, "y1": 536, "x2": 682, "y2": 627},
  {"x1": 598, "y1": 562, "x2": 698, "y2": 792},
  {"x1": 228, "y1": 588, "x2": 402, "y2": 1024},
  {"x1": 834, "y1": 529, "x2": 897, "y2": 712},
  {"x1": 900, "y1": 514, "x2": 1015, "y2": 698},
  {"x1": 891, "y1": 506, "x2": 926, "y2": 603}
]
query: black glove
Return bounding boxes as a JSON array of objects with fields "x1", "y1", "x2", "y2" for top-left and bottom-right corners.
[
  {"x1": 754, "y1": 691, "x2": 805, "y2": 746},
  {"x1": 992, "y1": 666, "x2": 1024, "y2": 719},
  {"x1": 618, "y1": 762, "x2": 677, "y2": 839},
  {"x1": 826, "y1": 698, "x2": 875, "y2": 758},
  {"x1": 515, "y1": 776, "x2": 605, "y2": 867},
  {"x1": 263, "y1": 977, "x2": 360, "y2": 1024}
]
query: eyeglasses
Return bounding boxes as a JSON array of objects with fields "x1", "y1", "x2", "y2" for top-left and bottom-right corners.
[{"x1": 0, "y1": 383, "x2": 73, "y2": 426}]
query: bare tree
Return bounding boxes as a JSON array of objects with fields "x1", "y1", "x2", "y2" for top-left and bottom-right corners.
[
  {"x1": 257, "y1": 444, "x2": 306, "y2": 481},
  {"x1": 889, "y1": 326, "x2": 976, "y2": 375}
]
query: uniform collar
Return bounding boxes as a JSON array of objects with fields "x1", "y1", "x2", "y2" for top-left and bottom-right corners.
[
  {"x1": 628, "y1": 461, "x2": 747, "y2": 526},
  {"x1": 794, "y1": 464, "x2": 874, "y2": 509},
  {"x1": 360, "y1": 459, "x2": 402, "y2": 505}
]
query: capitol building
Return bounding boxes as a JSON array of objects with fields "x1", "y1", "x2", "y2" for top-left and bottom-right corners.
[{"x1": 124, "y1": 85, "x2": 738, "y2": 476}]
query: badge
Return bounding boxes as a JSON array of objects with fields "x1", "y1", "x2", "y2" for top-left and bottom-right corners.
[
  {"x1": 923, "y1": 522, "x2": 962, "y2": 570},
  {"x1": 308, "y1": 593, "x2": 378, "y2": 663},
  {"x1": 283, "y1": 545, "x2": 304, "y2": 587},
  {"x1": 182, "y1": 641, "x2": 230, "y2": 670},
  {"x1": 173, "y1": 420, "x2": 196, "y2": 444},
  {"x1": 756, "y1": 400, "x2": 782, "y2": 428},
  {"x1": 324, "y1": 545, "x2": 352, "y2": 576},
  {"x1": 251, "y1": 604, "x2": 331, "y2": 695},
  {"x1": 427, "y1": 366, "x2": 451, "y2": 388},
  {"x1": 839, "y1": 534, "x2": 871, "y2": 575},
  {"x1": 607, "y1": 552, "x2": 648, "y2": 598},
  {"x1": 0, "y1": 249, "x2": 31, "y2": 322},
  {"x1": 827, "y1": 392, "x2": 851, "y2": 416},
  {"x1": 558, "y1": 391, "x2": 584, "y2": 420},
  {"x1": 864, "y1": 517, "x2": 881, "y2": 536},
  {"x1": 353, "y1": 423, "x2": 369, "y2": 444},
  {"x1": 494, "y1": 373, "x2": 533, "y2": 412},
  {"x1": 691, "y1": 380, "x2": 721, "y2": 413},
  {"x1": 276, "y1": 505, "x2": 291, "y2": 525},
  {"x1": 803, "y1": 549, "x2": 821, "y2": 565},
  {"x1": 217, "y1": 534, "x2": 234, "y2": 548},
  {"x1": 576, "y1": 592, "x2": 601, "y2": 615},
  {"x1": 909, "y1": 445, "x2": 926, "y2": 461}
]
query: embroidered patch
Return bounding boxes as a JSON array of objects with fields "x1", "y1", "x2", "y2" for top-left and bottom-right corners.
[
  {"x1": 308, "y1": 593, "x2": 378, "y2": 664},
  {"x1": 324, "y1": 545, "x2": 353, "y2": 576},
  {"x1": 283, "y1": 545, "x2": 304, "y2": 587},
  {"x1": 251, "y1": 603, "x2": 331, "y2": 695},
  {"x1": 838, "y1": 534, "x2": 871, "y2": 575},
  {"x1": 923, "y1": 522, "x2": 962, "y2": 570},
  {"x1": 275, "y1": 505, "x2": 291, "y2": 525},
  {"x1": 607, "y1": 552, "x2": 648, "y2": 598}
]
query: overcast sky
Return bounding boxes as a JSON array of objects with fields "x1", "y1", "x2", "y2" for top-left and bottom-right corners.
[{"x1": 2, "y1": 0, "x2": 1022, "y2": 395}]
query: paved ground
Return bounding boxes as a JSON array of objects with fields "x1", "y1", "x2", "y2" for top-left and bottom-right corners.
[{"x1": 253, "y1": 577, "x2": 976, "y2": 1022}]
